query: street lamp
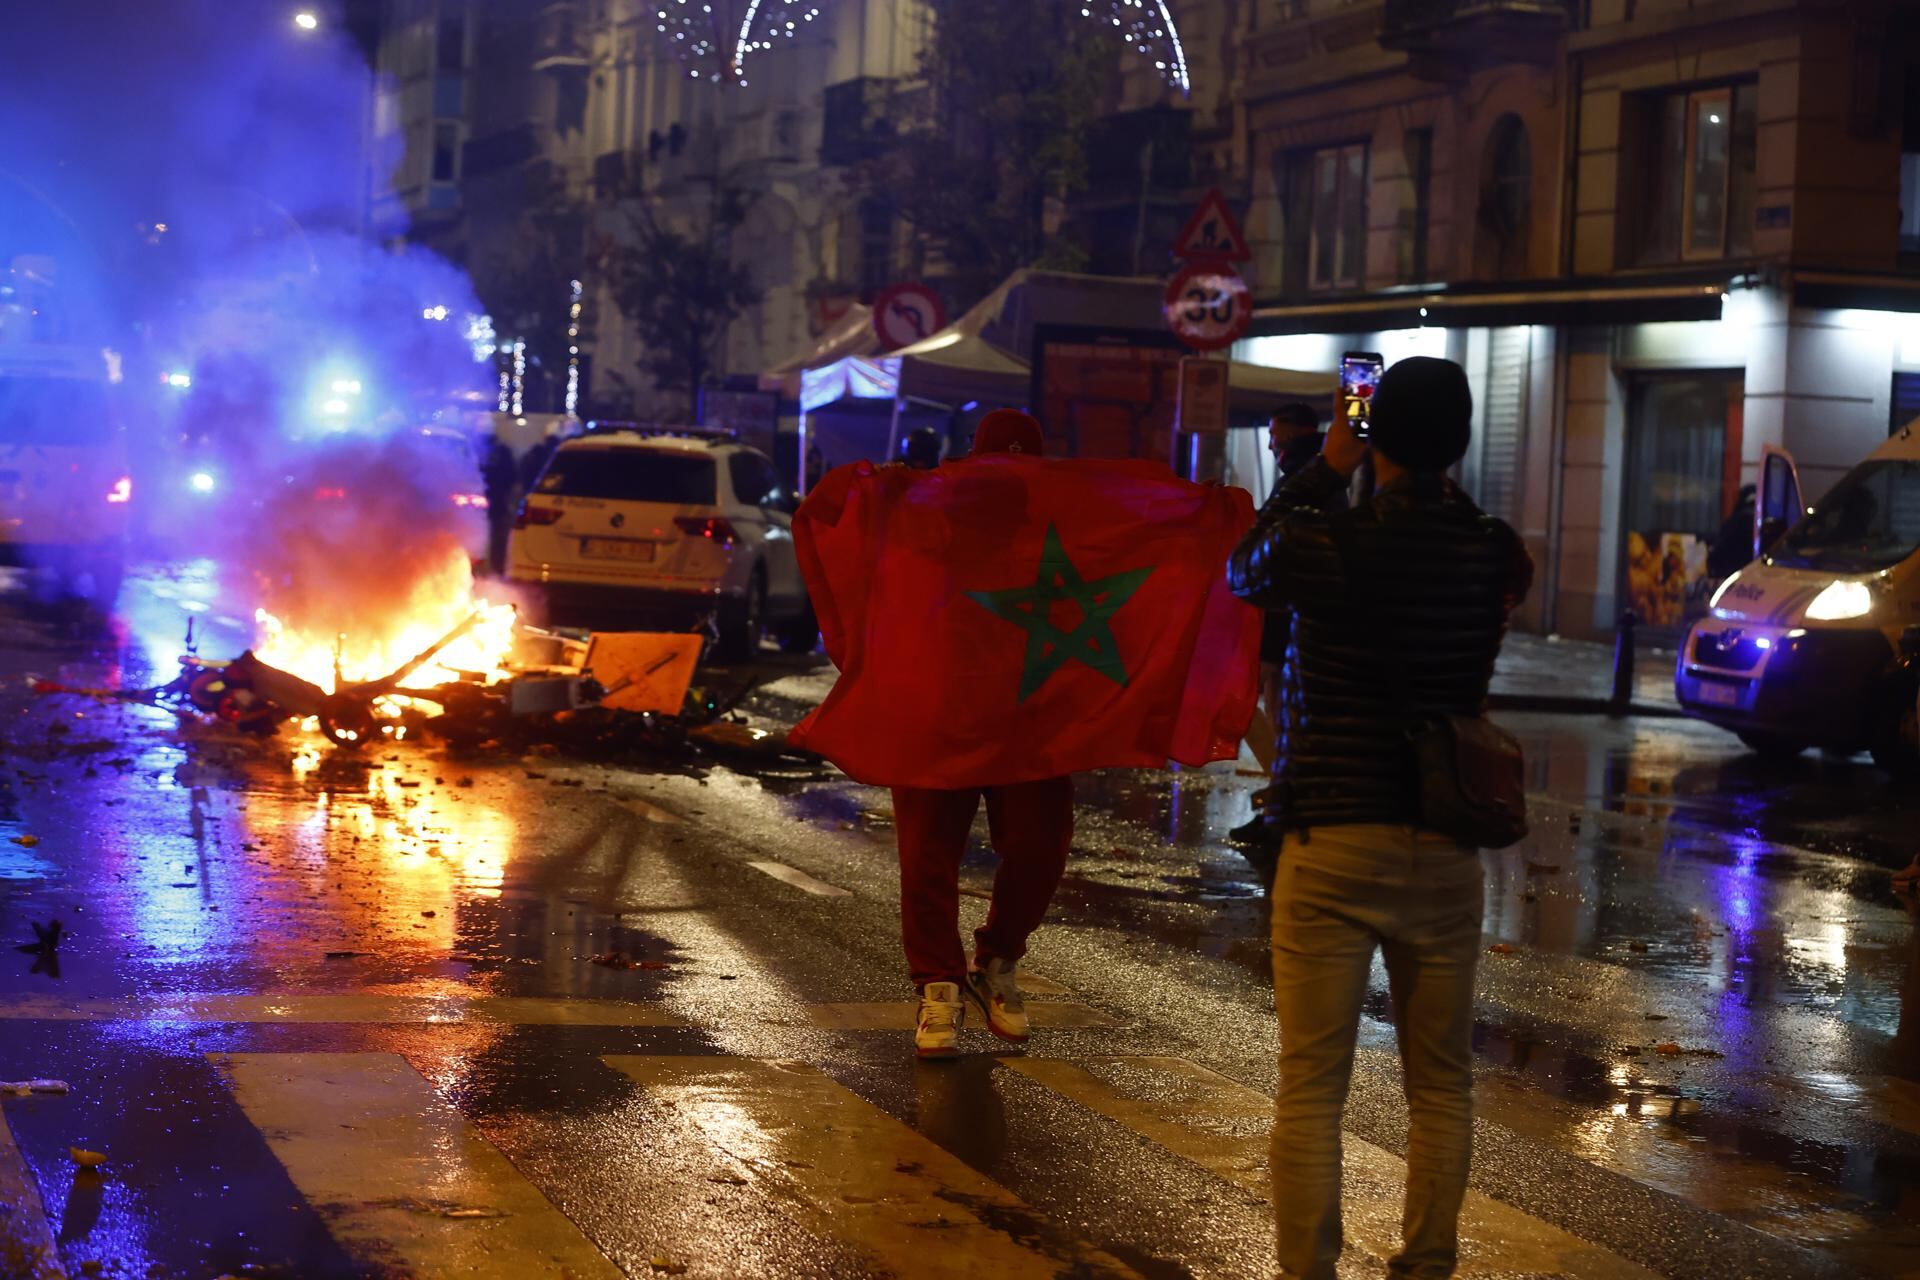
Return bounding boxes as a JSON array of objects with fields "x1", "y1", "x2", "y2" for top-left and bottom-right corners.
[{"x1": 293, "y1": 11, "x2": 319, "y2": 31}]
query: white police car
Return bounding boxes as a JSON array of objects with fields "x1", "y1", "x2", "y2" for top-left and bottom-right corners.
[{"x1": 506, "y1": 427, "x2": 814, "y2": 660}]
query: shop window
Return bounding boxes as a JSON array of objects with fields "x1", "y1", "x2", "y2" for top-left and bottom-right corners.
[
  {"x1": 1894, "y1": 371, "x2": 1920, "y2": 435},
  {"x1": 1622, "y1": 373, "x2": 1743, "y2": 635},
  {"x1": 1629, "y1": 82, "x2": 1758, "y2": 265},
  {"x1": 1476, "y1": 115, "x2": 1531, "y2": 280},
  {"x1": 431, "y1": 121, "x2": 461, "y2": 183}
]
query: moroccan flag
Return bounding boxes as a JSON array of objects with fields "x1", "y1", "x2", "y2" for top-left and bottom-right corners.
[{"x1": 789, "y1": 454, "x2": 1261, "y2": 788}]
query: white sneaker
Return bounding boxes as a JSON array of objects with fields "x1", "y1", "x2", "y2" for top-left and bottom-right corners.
[
  {"x1": 964, "y1": 958, "x2": 1029, "y2": 1043},
  {"x1": 915, "y1": 982, "x2": 965, "y2": 1059}
]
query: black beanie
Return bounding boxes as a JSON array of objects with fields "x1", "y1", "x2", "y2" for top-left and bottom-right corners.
[{"x1": 1369, "y1": 356, "x2": 1472, "y2": 473}]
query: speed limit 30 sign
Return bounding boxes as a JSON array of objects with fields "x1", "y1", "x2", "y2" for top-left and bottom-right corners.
[{"x1": 1164, "y1": 264, "x2": 1251, "y2": 352}]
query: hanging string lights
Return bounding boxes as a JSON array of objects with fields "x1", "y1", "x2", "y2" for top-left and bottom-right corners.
[{"x1": 648, "y1": 1, "x2": 1186, "y2": 94}]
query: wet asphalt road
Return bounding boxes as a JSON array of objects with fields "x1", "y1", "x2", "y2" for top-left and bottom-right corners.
[{"x1": 0, "y1": 571, "x2": 1917, "y2": 1279}]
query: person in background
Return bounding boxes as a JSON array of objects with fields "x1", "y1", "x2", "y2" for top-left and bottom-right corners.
[
  {"x1": 903, "y1": 425, "x2": 942, "y2": 470},
  {"x1": 1707, "y1": 483, "x2": 1758, "y2": 582},
  {"x1": 518, "y1": 434, "x2": 559, "y2": 495},
  {"x1": 1231, "y1": 402, "x2": 1336, "y2": 857},
  {"x1": 480, "y1": 437, "x2": 518, "y2": 577},
  {"x1": 1228, "y1": 357, "x2": 1532, "y2": 1280},
  {"x1": 1269, "y1": 401, "x2": 1326, "y2": 479}
]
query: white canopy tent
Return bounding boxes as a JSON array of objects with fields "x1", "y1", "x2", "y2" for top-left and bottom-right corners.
[{"x1": 784, "y1": 270, "x2": 1339, "y2": 486}]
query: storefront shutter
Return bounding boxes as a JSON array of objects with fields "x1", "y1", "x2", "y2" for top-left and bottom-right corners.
[{"x1": 1477, "y1": 326, "x2": 1529, "y2": 524}]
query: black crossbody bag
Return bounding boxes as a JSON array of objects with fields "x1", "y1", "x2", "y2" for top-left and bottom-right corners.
[{"x1": 1327, "y1": 515, "x2": 1529, "y2": 850}]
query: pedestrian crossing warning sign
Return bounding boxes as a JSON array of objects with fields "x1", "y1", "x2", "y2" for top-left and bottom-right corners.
[
  {"x1": 1171, "y1": 188, "x2": 1251, "y2": 262},
  {"x1": 585, "y1": 632, "x2": 703, "y2": 714}
]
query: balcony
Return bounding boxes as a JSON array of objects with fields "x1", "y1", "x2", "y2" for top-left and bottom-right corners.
[
  {"x1": 532, "y1": 2, "x2": 589, "y2": 72},
  {"x1": 1380, "y1": 0, "x2": 1572, "y2": 65},
  {"x1": 1246, "y1": 4, "x2": 1385, "y2": 84}
]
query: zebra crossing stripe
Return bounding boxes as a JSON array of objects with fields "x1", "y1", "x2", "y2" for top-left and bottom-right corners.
[
  {"x1": 603, "y1": 1055, "x2": 1146, "y2": 1280},
  {"x1": 210, "y1": 1053, "x2": 621, "y2": 1279},
  {"x1": 0, "y1": 994, "x2": 683, "y2": 1026},
  {"x1": 804, "y1": 1001, "x2": 1120, "y2": 1031},
  {"x1": 1004, "y1": 1056, "x2": 1662, "y2": 1280},
  {"x1": 0, "y1": 1107, "x2": 63, "y2": 1280}
]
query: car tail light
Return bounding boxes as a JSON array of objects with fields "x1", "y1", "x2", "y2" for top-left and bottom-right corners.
[
  {"x1": 105, "y1": 476, "x2": 132, "y2": 504},
  {"x1": 674, "y1": 516, "x2": 737, "y2": 545},
  {"x1": 515, "y1": 504, "x2": 563, "y2": 529},
  {"x1": 451, "y1": 492, "x2": 488, "y2": 509},
  {"x1": 313, "y1": 486, "x2": 348, "y2": 501}
]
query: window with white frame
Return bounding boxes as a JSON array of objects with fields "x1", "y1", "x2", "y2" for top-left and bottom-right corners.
[
  {"x1": 1629, "y1": 82, "x2": 1758, "y2": 265},
  {"x1": 1286, "y1": 142, "x2": 1368, "y2": 291}
]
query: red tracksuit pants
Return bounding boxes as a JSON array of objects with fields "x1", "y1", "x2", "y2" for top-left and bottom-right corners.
[{"x1": 891, "y1": 776, "x2": 1075, "y2": 988}]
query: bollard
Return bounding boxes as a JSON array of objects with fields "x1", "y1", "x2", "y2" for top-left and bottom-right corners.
[{"x1": 1609, "y1": 609, "x2": 1638, "y2": 713}]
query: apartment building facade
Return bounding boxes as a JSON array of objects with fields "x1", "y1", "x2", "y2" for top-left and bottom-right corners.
[{"x1": 1229, "y1": 0, "x2": 1920, "y2": 639}]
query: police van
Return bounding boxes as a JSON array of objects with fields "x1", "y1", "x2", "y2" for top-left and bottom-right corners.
[
  {"x1": 0, "y1": 343, "x2": 128, "y2": 605},
  {"x1": 1676, "y1": 424, "x2": 1920, "y2": 774}
]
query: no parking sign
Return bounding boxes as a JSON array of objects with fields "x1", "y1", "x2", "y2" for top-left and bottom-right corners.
[{"x1": 872, "y1": 283, "x2": 948, "y2": 349}]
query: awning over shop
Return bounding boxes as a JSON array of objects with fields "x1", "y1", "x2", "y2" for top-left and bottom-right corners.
[
  {"x1": 1228, "y1": 359, "x2": 1337, "y2": 403},
  {"x1": 1248, "y1": 278, "x2": 1729, "y2": 336},
  {"x1": 761, "y1": 303, "x2": 878, "y2": 396},
  {"x1": 1790, "y1": 270, "x2": 1920, "y2": 314}
]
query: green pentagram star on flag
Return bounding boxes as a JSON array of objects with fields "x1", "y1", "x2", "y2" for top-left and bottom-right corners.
[{"x1": 966, "y1": 525, "x2": 1154, "y2": 702}]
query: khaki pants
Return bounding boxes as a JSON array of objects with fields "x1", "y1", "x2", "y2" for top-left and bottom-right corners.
[{"x1": 1270, "y1": 825, "x2": 1484, "y2": 1279}]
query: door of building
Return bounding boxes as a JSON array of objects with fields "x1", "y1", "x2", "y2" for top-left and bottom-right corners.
[
  {"x1": 1620, "y1": 371, "x2": 1743, "y2": 640},
  {"x1": 1472, "y1": 326, "x2": 1530, "y2": 525}
]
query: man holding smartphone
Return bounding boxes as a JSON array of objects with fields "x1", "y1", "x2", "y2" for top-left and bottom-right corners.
[
  {"x1": 1228, "y1": 356, "x2": 1532, "y2": 1280},
  {"x1": 1231, "y1": 402, "x2": 1335, "y2": 858}
]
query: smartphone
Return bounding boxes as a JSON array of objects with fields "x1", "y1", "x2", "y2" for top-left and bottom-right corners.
[{"x1": 1339, "y1": 351, "x2": 1385, "y2": 440}]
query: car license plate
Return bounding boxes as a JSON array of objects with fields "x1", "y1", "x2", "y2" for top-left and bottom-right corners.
[
  {"x1": 1696, "y1": 681, "x2": 1742, "y2": 707},
  {"x1": 580, "y1": 537, "x2": 654, "y2": 563}
]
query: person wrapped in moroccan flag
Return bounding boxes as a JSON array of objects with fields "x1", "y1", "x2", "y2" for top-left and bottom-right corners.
[{"x1": 790, "y1": 408, "x2": 1261, "y2": 1059}]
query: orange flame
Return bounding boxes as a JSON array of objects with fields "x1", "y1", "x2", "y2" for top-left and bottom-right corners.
[{"x1": 253, "y1": 545, "x2": 518, "y2": 696}]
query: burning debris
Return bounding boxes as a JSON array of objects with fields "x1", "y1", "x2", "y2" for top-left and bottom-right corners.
[{"x1": 33, "y1": 608, "x2": 806, "y2": 767}]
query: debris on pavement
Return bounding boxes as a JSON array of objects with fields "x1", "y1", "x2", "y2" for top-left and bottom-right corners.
[
  {"x1": 589, "y1": 951, "x2": 671, "y2": 971},
  {"x1": 387, "y1": 1198, "x2": 509, "y2": 1219},
  {"x1": 16, "y1": 919, "x2": 63, "y2": 955},
  {"x1": 0, "y1": 1080, "x2": 70, "y2": 1095},
  {"x1": 27, "y1": 615, "x2": 820, "y2": 775}
]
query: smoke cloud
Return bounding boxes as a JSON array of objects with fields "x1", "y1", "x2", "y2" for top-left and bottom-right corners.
[{"x1": 1, "y1": 1, "x2": 503, "y2": 664}]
